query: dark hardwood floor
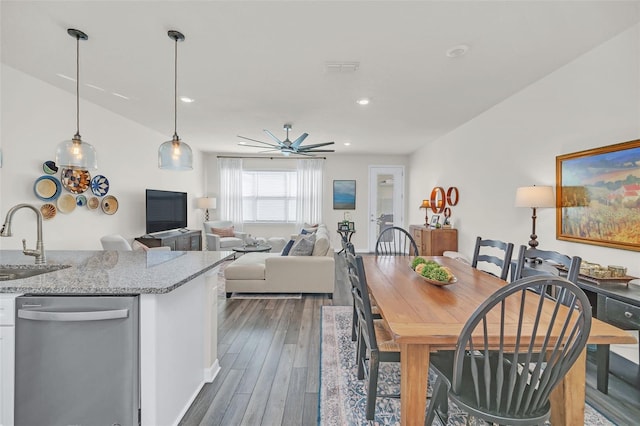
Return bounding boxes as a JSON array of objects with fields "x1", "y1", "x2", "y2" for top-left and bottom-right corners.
[{"x1": 180, "y1": 254, "x2": 639, "y2": 425}]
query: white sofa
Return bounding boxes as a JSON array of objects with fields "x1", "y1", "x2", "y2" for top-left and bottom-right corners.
[
  {"x1": 224, "y1": 224, "x2": 335, "y2": 297},
  {"x1": 203, "y1": 220, "x2": 247, "y2": 251}
]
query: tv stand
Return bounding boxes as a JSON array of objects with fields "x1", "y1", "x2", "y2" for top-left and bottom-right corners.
[{"x1": 136, "y1": 229, "x2": 201, "y2": 251}]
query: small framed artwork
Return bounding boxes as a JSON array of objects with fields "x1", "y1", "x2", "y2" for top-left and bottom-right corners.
[
  {"x1": 333, "y1": 180, "x2": 356, "y2": 210},
  {"x1": 338, "y1": 222, "x2": 350, "y2": 231},
  {"x1": 430, "y1": 215, "x2": 440, "y2": 228},
  {"x1": 348, "y1": 221, "x2": 355, "y2": 231}
]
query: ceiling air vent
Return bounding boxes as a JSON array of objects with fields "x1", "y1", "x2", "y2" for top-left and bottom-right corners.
[{"x1": 325, "y1": 61, "x2": 360, "y2": 73}]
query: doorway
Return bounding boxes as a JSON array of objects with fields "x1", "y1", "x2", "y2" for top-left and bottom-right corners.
[{"x1": 368, "y1": 166, "x2": 405, "y2": 253}]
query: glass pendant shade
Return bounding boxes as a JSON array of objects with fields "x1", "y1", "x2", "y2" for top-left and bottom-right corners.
[
  {"x1": 159, "y1": 135, "x2": 193, "y2": 171},
  {"x1": 56, "y1": 135, "x2": 98, "y2": 170}
]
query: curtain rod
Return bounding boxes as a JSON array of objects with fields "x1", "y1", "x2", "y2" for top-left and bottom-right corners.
[{"x1": 216, "y1": 155, "x2": 326, "y2": 160}]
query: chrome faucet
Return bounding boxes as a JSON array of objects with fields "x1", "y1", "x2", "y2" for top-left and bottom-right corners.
[{"x1": 0, "y1": 203, "x2": 46, "y2": 264}]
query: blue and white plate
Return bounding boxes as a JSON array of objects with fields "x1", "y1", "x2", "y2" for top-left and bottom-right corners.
[
  {"x1": 90, "y1": 175, "x2": 109, "y2": 196},
  {"x1": 76, "y1": 195, "x2": 87, "y2": 207},
  {"x1": 33, "y1": 175, "x2": 62, "y2": 201}
]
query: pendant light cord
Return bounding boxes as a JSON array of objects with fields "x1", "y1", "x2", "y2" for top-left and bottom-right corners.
[
  {"x1": 75, "y1": 34, "x2": 80, "y2": 138},
  {"x1": 173, "y1": 37, "x2": 178, "y2": 139}
]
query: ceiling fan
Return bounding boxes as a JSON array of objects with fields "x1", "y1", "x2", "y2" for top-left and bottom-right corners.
[{"x1": 238, "y1": 124, "x2": 335, "y2": 156}]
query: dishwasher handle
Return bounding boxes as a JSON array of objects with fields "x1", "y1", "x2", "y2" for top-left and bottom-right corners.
[{"x1": 18, "y1": 308, "x2": 129, "y2": 322}]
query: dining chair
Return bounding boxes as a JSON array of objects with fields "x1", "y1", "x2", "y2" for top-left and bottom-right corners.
[
  {"x1": 471, "y1": 236, "x2": 514, "y2": 280},
  {"x1": 347, "y1": 252, "x2": 400, "y2": 420},
  {"x1": 425, "y1": 275, "x2": 592, "y2": 425},
  {"x1": 375, "y1": 226, "x2": 419, "y2": 256},
  {"x1": 514, "y1": 245, "x2": 581, "y2": 283}
]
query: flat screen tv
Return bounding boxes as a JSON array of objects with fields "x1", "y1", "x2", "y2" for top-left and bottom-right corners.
[{"x1": 145, "y1": 189, "x2": 187, "y2": 234}]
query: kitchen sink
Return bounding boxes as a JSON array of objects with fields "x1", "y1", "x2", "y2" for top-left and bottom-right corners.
[{"x1": 0, "y1": 264, "x2": 71, "y2": 281}]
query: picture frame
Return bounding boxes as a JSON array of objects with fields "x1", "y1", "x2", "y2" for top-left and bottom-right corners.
[
  {"x1": 556, "y1": 139, "x2": 640, "y2": 251},
  {"x1": 338, "y1": 222, "x2": 350, "y2": 231},
  {"x1": 333, "y1": 180, "x2": 356, "y2": 210},
  {"x1": 430, "y1": 214, "x2": 440, "y2": 228},
  {"x1": 348, "y1": 221, "x2": 355, "y2": 231}
]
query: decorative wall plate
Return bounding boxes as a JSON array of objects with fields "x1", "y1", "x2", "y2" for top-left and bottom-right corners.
[
  {"x1": 90, "y1": 175, "x2": 109, "y2": 196},
  {"x1": 57, "y1": 194, "x2": 76, "y2": 213},
  {"x1": 76, "y1": 195, "x2": 87, "y2": 207},
  {"x1": 61, "y1": 168, "x2": 91, "y2": 194},
  {"x1": 34, "y1": 175, "x2": 62, "y2": 201},
  {"x1": 101, "y1": 195, "x2": 119, "y2": 215},
  {"x1": 87, "y1": 196, "x2": 100, "y2": 210},
  {"x1": 43, "y1": 161, "x2": 59, "y2": 175},
  {"x1": 40, "y1": 203, "x2": 57, "y2": 220}
]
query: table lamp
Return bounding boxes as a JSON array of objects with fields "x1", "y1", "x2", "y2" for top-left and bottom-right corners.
[
  {"x1": 515, "y1": 185, "x2": 555, "y2": 248},
  {"x1": 419, "y1": 199, "x2": 430, "y2": 226},
  {"x1": 196, "y1": 197, "x2": 217, "y2": 221}
]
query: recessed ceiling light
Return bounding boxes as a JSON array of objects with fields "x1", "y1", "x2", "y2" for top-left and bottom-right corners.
[
  {"x1": 239, "y1": 141, "x2": 247, "y2": 145},
  {"x1": 112, "y1": 92, "x2": 129, "y2": 100},
  {"x1": 344, "y1": 142, "x2": 351, "y2": 146},
  {"x1": 446, "y1": 44, "x2": 470, "y2": 58},
  {"x1": 85, "y1": 83, "x2": 105, "y2": 92},
  {"x1": 56, "y1": 73, "x2": 76, "y2": 82},
  {"x1": 356, "y1": 98, "x2": 370, "y2": 106},
  {"x1": 180, "y1": 96, "x2": 195, "y2": 103}
]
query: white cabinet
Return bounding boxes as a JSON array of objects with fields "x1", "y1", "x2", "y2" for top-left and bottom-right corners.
[{"x1": 0, "y1": 294, "x2": 18, "y2": 426}]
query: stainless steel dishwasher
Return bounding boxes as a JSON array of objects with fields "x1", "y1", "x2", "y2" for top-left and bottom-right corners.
[{"x1": 15, "y1": 295, "x2": 139, "y2": 426}]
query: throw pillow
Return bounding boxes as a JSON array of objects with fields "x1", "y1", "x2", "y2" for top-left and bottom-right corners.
[
  {"x1": 211, "y1": 226, "x2": 235, "y2": 237},
  {"x1": 281, "y1": 239, "x2": 295, "y2": 256},
  {"x1": 289, "y1": 233, "x2": 316, "y2": 256},
  {"x1": 303, "y1": 222, "x2": 319, "y2": 229},
  {"x1": 312, "y1": 235, "x2": 330, "y2": 256}
]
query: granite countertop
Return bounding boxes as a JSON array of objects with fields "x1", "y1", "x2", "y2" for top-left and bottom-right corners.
[{"x1": 0, "y1": 250, "x2": 234, "y2": 294}]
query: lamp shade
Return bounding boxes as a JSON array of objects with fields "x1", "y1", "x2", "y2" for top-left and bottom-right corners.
[
  {"x1": 159, "y1": 138, "x2": 193, "y2": 171},
  {"x1": 55, "y1": 136, "x2": 98, "y2": 170},
  {"x1": 515, "y1": 185, "x2": 555, "y2": 208},
  {"x1": 420, "y1": 199, "x2": 430, "y2": 208},
  {"x1": 196, "y1": 197, "x2": 217, "y2": 210}
]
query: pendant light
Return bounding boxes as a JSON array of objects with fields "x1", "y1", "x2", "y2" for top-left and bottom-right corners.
[
  {"x1": 55, "y1": 28, "x2": 98, "y2": 170},
  {"x1": 158, "y1": 30, "x2": 193, "y2": 171}
]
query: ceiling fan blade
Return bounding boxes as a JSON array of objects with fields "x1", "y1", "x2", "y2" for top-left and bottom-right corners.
[
  {"x1": 300, "y1": 149, "x2": 335, "y2": 153},
  {"x1": 291, "y1": 132, "x2": 309, "y2": 149},
  {"x1": 263, "y1": 129, "x2": 285, "y2": 146},
  {"x1": 237, "y1": 135, "x2": 280, "y2": 148},
  {"x1": 238, "y1": 143, "x2": 282, "y2": 149},
  {"x1": 298, "y1": 141, "x2": 335, "y2": 149}
]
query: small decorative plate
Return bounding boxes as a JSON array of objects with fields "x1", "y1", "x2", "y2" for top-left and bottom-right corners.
[
  {"x1": 101, "y1": 195, "x2": 119, "y2": 215},
  {"x1": 61, "y1": 168, "x2": 91, "y2": 194},
  {"x1": 40, "y1": 203, "x2": 57, "y2": 220},
  {"x1": 87, "y1": 196, "x2": 100, "y2": 210},
  {"x1": 57, "y1": 194, "x2": 76, "y2": 213},
  {"x1": 90, "y1": 175, "x2": 109, "y2": 196},
  {"x1": 76, "y1": 195, "x2": 87, "y2": 207},
  {"x1": 43, "y1": 160, "x2": 59, "y2": 175},
  {"x1": 34, "y1": 175, "x2": 62, "y2": 201}
]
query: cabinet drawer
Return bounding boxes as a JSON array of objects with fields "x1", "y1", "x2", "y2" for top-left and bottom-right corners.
[
  {"x1": 605, "y1": 298, "x2": 640, "y2": 329},
  {"x1": 0, "y1": 295, "x2": 18, "y2": 326}
]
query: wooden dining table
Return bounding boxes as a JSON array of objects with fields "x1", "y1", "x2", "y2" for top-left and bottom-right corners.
[{"x1": 362, "y1": 255, "x2": 637, "y2": 426}]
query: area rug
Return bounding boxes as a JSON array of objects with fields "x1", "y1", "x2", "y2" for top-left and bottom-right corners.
[{"x1": 319, "y1": 305, "x2": 614, "y2": 426}]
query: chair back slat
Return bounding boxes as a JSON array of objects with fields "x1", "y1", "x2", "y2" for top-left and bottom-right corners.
[
  {"x1": 515, "y1": 245, "x2": 582, "y2": 285},
  {"x1": 449, "y1": 275, "x2": 592, "y2": 423},
  {"x1": 471, "y1": 236, "x2": 514, "y2": 280},
  {"x1": 375, "y1": 226, "x2": 419, "y2": 256}
]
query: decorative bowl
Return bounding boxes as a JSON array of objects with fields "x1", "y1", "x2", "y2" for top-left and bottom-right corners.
[{"x1": 418, "y1": 274, "x2": 457, "y2": 286}]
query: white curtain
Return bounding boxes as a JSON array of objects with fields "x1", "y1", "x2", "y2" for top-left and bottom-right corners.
[
  {"x1": 218, "y1": 158, "x2": 244, "y2": 231},
  {"x1": 296, "y1": 158, "x2": 324, "y2": 228}
]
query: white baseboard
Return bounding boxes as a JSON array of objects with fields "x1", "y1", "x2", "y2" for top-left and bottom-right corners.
[{"x1": 204, "y1": 359, "x2": 221, "y2": 383}]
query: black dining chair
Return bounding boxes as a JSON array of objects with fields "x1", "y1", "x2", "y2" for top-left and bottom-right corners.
[
  {"x1": 471, "y1": 236, "x2": 514, "y2": 281},
  {"x1": 347, "y1": 252, "x2": 400, "y2": 420},
  {"x1": 514, "y1": 245, "x2": 581, "y2": 284},
  {"x1": 425, "y1": 275, "x2": 592, "y2": 425},
  {"x1": 375, "y1": 226, "x2": 419, "y2": 256}
]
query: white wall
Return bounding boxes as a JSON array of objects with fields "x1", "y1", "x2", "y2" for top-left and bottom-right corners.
[
  {"x1": 409, "y1": 25, "x2": 640, "y2": 276},
  {"x1": 0, "y1": 65, "x2": 204, "y2": 250},
  {"x1": 203, "y1": 153, "x2": 410, "y2": 250}
]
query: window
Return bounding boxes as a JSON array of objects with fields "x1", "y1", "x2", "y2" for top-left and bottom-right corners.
[{"x1": 242, "y1": 170, "x2": 297, "y2": 222}]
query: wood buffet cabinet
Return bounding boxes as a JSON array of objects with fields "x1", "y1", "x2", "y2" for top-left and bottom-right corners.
[{"x1": 409, "y1": 225, "x2": 458, "y2": 256}]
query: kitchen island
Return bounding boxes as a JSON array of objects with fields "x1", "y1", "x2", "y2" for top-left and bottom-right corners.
[{"x1": 0, "y1": 249, "x2": 233, "y2": 426}]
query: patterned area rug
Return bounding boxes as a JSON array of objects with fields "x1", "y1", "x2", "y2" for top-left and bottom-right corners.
[{"x1": 319, "y1": 306, "x2": 614, "y2": 426}]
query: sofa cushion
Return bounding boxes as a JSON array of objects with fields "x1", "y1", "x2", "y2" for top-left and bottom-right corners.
[
  {"x1": 224, "y1": 254, "x2": 268, "y2": 280},
  {"x1": 211, "y1": 226, "x2": 235, "y2": 237},
  {"x1": 281, "y1": 239, "x2": 295, "y2": 256},
  {"x1": 290, "y1": 233, "x2": 316, "y2": 256},
  {"x1": 312, "y1": 234, "x2": 330, "y2": 256},
  {"x1": 219, "y1": 237, "x2": 243, "y2": 248}
]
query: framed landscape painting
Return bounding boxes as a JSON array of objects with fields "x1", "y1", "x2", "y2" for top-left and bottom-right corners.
[
  {"x1": 333, "y1": 180, "x2": 356, "y2": 210},
  {"x1": 556, "y1": 139, "x2": 640, "y2": 251}
]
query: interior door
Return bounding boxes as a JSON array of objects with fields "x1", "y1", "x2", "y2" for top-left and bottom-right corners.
[{"x1": 368, "y1": 166, "x2": 405, "y2": 253}]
